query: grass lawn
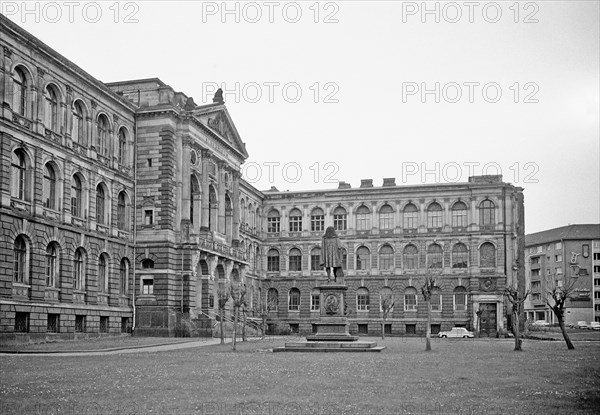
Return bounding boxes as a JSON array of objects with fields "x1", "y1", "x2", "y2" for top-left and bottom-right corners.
[{"x1": 1, "y1": 337, "x2": 599, "y2": 414}]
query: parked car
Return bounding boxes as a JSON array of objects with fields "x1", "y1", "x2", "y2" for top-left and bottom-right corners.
[
  {"x1": 588, "y1": 322, "x2": 600, "y2": 330},
  {"x1": 531, "y1": 320, "x2": 550, "y2": 327},
  {"x1": 438, "y1": 327, "x2": 474, "y2": 338},
  {"x1": 572, "y1": 321, "x2": 590, "y2": 329}
]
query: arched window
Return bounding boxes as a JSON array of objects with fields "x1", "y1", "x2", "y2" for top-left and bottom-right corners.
[
  {"x1": 333, "y1": 206, "x2": 347, "y2": 231},
  {"x1": 247, "y1": 202, "x2": 254, "y2": 228},
  {"x1": 215, "y1": 265, "x2": 225, "y2": 280},
  {"x1": 356, "y1": 205, "x2": 371, "y2": 231},
  {"x1": 255, "y1": 246, "x2": 260, "y2": 272},
  {"x1": 43, "y1": 163, "x2": 57, "y2": 209},
  {"x1": 427, "y1": 202, "x2": 443, "y2": 229},
  {"x1": 71, "y1": 174, "x2": 83, "y2": 217},
  {"x1": 120, "y1": 258, "x2": 129, "y2": 295},
  {"x1": 13, "y1": 236, "x2": 28, "y2": 283},
  {"x1": 118, "y1": 128, "x2": 127, "y2": 165},
  {"x1": 311, "y1": 207, "x2": 325, "y2": 232},
  {"x1": 97, "y1": 114, "x2": 109, "y2": 156},
  {"x1": 357, "y1": 287, "x2": 370, "y2": 311},
  {"x1": 288, "y1": 288, "x2": 300, "y2": 311},
  {"x1": 225, "y1": 195, "x2": 233, "y2": 238},
  {"x1": 289, "y1": 208, "x2": 302, "y2": 232},
  {"x1": 403, "y1": 203, "x2": 418, "y2": 229},
  {"x1": 379, "y1": 244, "x2": 394, "y2": 270},
  {"x1": 452, "y1": 243, "x2": 468, "y2": 268},
  {"x1": 404, "y1": 287, "x2": 418, "y2": 311},
  {"x1": 96, "y1": 184, "x2": 106, "y2": 225},
  {"x1": 46, "y1": 243, "x2": 59, "y2": 287},
  {"x1": 240, "y1": 198, "x2": 246, "y2": 225},
  {"x1": 379, "y1": 204, "x2": 394, "y2": 230},
  {"x1": 311, "y1": 247, "x2": 322, "y2": 271},
  {"x1": 380, "y1": 287, "x2": 394, "y2": 313},
  {"x1": 403, "y1": 245, "x2": 418, "y2": 270},
  {"x1": 356, "y1": 246, "x2": 370, "y2": 270},
  {"x1": 98, "y1": 254, "x2": 108, "y2": 293},
  {"x1": 190, "y1": 175, "x2": 200, "y2": 224},
  {"x1": 454, "y1": 286, "x2": 467, "y2": 311},
  {"x1": 452, "y1": 201, "x2": 468, "y2": 228},
  {"x1": 431, "y1": 287, "x2": 442, "y2": 311},
  {"x1": 230, "y1": 268, "x2": 240, "y2": 283},
  {"x1": 267, "y1": 209, "x2": 280, "y2": 233},
  {"x1": 288, "y1": 248, "x2": 302, "y2": 272},
  {"x1": 71, "y1": 101, "x2": 84, "y2": 144},
  {"x1": 44, "y1": 84, "x2": 59, "y2": 131},
  {"x1": 117, "y1": 191, "x2": 129, "y2": 231},
  {"x1": 13, "y1": 66, "x2": 28, "y2": 116},
  {"x1": 74, "y1": 248, "x2": 86, "y2": 290},
  {"x1": 267, "y1": 288, "x2": 279, "y2": 311},
  {"x1": 267, "y1": 249, "x2": 280, "y2": 272},
  {"x1": 427, "y1": 244, "x2": 443, "y2": 269},
  {"x1": 141, "y1": 259, "x2": 154, "y2": 269},
  {"x1": 340, "y1": 248, "x2": 348, "y2": 270},
  {"x1": 11, "y1": 149, "x2": 29, "y2": 201},
  {"x1": 480, "y1": 200, "x2": 495, "y2": 227},
  {"x1": 198, "y1": 260, "x2": 209, "y2": 275},
  {"x1": 480, "y1": 242, "x2": 496, "y2": 268}
]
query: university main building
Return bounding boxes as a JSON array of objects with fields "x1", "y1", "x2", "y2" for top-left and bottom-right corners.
[{"x1": 0, "y1": 16, "x2": 525, "y2": 343}]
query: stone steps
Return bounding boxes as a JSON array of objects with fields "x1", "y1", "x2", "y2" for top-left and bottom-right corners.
[{"x1": 273, "y1": 341, "x2": 385, "y2": 352}]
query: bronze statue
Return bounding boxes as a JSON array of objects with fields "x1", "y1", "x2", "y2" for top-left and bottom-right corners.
[{"x1": 320, "y1": 226, "x2": 344, "y2": 282}]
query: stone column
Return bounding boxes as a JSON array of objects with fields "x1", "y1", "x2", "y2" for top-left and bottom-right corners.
[
  {"x1": 217, "y1": 160, "x2": 226, "y2": 235},
  {"x1": 200, "y1": 149, "x2": 211, "y2": 230},
  {"x1": 35, "y1": 67, "x2": 45, "y2": 135},
  {"x1": 65, "y1": 85, "x2": 73, "y2": 142},
  {"x1": 232, "y1": 170, "x2": 240, "y2": 243},
  {"x1": 181, "y1": 139, "x2": 192, "y2": 222},
  {"x1": 2, "y1": 47, "x2": 13, "y2": 114}
]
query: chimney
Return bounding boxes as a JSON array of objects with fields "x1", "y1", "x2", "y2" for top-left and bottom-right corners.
[
  {"x1": 360, "y1": 179, "x2": 373, "y2": 188},
  {"x1": 382, "y1": 178, "x2": 396, "y2": 187},
  {"x1": 338, "y1": 181, "x2": 351, "y2": 189}
]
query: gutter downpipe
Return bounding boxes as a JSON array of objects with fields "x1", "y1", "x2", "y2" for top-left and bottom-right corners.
[{"x1": 131, "y1": 96, "x2": 139, "y2": 333}]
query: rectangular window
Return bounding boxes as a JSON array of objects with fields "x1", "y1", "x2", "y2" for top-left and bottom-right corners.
[
  {"x1": 47, "y1": 314, "x2": 59, "y2": 333},
  {"x1": 142, "y1": 279, "x2": 154, "y2": 295},
  {"x1": 311, "y1": 215, "x2": 324, "y2": 232},
  {"x1": 384, "y1": 324, "x2": 392, "y2": 335},
  {"x1": 75, "y1": 315, "x2": 86, "y2": 333},
  {"x1": 403, "y1": 212, "x2": 418, "y2": 230},
  {"x1": 333, "y1": 214, "x2": 346, "y2": 231},
  {"x1": 144, "y1": 210, "x2": 153, "y2": 225},
  {"x1": 311, "y1": 254, "x2": 321, "y2": 271},
  {"x1": 357, "y1": 295, "x2": 369, "y2": 311},
  {"x1": 431, "y1": 324, "x2": 441, "y2": 335},
  {"x1": 431, "y1": 293, "x2": 441, "y2": 311},
  {"x1": 267, "y1": 256, "x2": 279, "y2": 272},
  {"x1": 100, "y1": 316, "x2": 109, "y2": 333},
  {"x1": 289, "y1": 323, "x2": 299, "y2": 334},
  {"x1": 427, "y1": 211, "x2": 442, "y2": 228},
  {"x1": 289, "y1": 256, "x2": 301, "y2": 272},
  {"x1": 537, "y1": 246, "x2": 543, "y2": 253},
  {"x1": 288, "y1": 295, "x2": 300, "y2": 311},
  {"x1": 357, "y1": 324, "x2": 368, "y2": 334},
  {"x1": 405, "y1": 324, "x2": 416, "y2": 335},
  {"x1": 289, "y1": 216, "x2": 302, "y2": 232},
  {"x1": 267, "y1": 217, "x2": 280, "y2": 233},
  {"x1": 556, "y1": 267, "x2": 563, "y2": 275},
  {"x1": 356, "y1": 214, "x2": 370, "y2": 231},
  {"x1": 555, "y1": 242, "x2": 562, "y2": 250},
  {"x1": 311, "y1": 294, "x2": 320, "y2": 311},
  {"x1": 452, "y1": 210, "x2": 467, "y2": 228},
  {"x1": 148, "y1": 158, "x2": 152, "y2": 167},
  {"x1": 454, "y1": 293, "x2": 466, "y2": 311},
  {"x1": 380, "y1": 212, "x2": 394, "y2": 230},
  {"x1": 14, "y1": 312, "x2": 29, "y2": 333},
  {"x1": 594, "y1": 253, "x2": 600, "y2": 260},
  {"x1": 555, "y1": 254, "x2": 562, "y2": 262},
  {"x1": 594, "y1": 278, "x2": 600, "y2": 286},
  {"x1": 404, "y1": 294, "x2": 417, "y2": 311}
]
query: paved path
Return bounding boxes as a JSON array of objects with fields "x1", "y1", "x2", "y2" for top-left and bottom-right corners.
[{"x1": 2, "y1": 338, "x2": 231, "y2": 357}]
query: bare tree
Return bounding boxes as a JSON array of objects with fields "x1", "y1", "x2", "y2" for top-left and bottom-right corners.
[
  {"x1": 253, "y1": 302, "x2": 269, "y2": 339},
  {"x1": 504, "y1": 286, "x2": 531, "y2": 351},
  {"x1": 380, "y1": 293, "x2": 395, "y2": 340},
  {"x1": 421, "y1": 275, "x2": 436, "y2": 352},
  {"x1": 229, "y1": 284, "x2": 247, "y2": 351},
  {"x1": 546, "y1": 274, "x2": 577, "y2": 350},
  {"x1": 217, "y1": 287, "x2": 230, "y2": 345}
]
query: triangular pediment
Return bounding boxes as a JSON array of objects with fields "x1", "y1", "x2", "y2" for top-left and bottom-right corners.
[{"x1": 192, "y1": 105, "x2": 248, "y2": 159}]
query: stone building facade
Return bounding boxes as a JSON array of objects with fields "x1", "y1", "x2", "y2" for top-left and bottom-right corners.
[
  {"x1": 0, "y1": 16, "x2": 525, "y2": 342},
  {"x1": 523, "y1": 224, "x2": 600, "y2": 325}
]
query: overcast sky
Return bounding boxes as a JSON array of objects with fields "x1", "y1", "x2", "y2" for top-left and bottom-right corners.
[{"x1": 4, "y1": 1, "x2": 598, "y2": 233}]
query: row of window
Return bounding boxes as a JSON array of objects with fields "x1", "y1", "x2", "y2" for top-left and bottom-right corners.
[
  {"x1": 265, "y1": 242, "x2": 497, "y2": 272},
  {"x1": 13, "y1": 235, "x2": 130, "y2": 295},
  {"x1": 11, "y1": 65, "x2": 130, "y2": 162},
  {"x1": 266, "y1": 286, "x2": 468, "y2": 312},
  {"x1": 11, "y1": 148, "x2": 132, "y2": 228},
  {"x1": 13, "y1": 312, "x2": 129, "y2": 334},
  {"x1": 266, "y1": 201, "x2": 496, "y2": 233}
]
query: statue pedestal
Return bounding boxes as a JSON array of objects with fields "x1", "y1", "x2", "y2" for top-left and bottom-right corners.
[{"x1": 305, "y1": 281, "x2": 358, "y2": 342}]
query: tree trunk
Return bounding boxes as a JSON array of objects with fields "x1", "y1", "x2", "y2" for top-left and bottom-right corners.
[
  {"x1": 261, "y1": 316, "x2": 266, "y2": 339},
  {"x1": 219, "y1": 307, "x2": 225, "y2": 345},
  {"x1": 232, "y1": 306, "x2": 238, "y2": 351},
  {"x1": 242, "y1": 308, "x2": 247, "y2": 342},
  {"x1": 425, "y1": 300, "x2": 432, "y2": 351},
  {"x1": 381, "y1": 319, "x2": 385, "y2": 340},
  {"x1": 557, "y1": 313, "x2": 575, "y2": 350},
  {"x1": 513, "y1": 312, "x2": 522, "y2": 351}
]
